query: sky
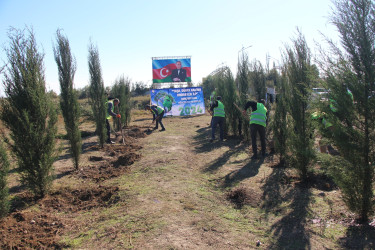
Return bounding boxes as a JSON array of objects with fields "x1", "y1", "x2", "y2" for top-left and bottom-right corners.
[{"x1": 0, "y1": 0, "x2": 339, "y2": 95}]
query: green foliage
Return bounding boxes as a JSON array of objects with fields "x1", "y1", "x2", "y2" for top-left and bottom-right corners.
[
  {"x1": 249, "y1": 60, "x2": 267, "y2": 101},
  {"x1": 215, "y1": 67, "x2": 239, "y2": 136},
  {"x1": 317, "y1": 0, "x2": 375, "y2": 222},
  {"x1": 111, "y1": 76, "x2": 132, "y2": 127},
  {"x1": 1, "y1": 28, "x2": 58, "y2": 198},
  {"x1": 283, "y1": 30, "x2": 315, "y2": 181},
  {"x1": 237, "y1": 52, "x2": 250, "y2": 139},
  {"x1": 77, "y1": 86, "x2": 90, "y2": 99},
  {"x1": 88, "y1": 42, "x2": 107, "y2": 148},
  {"x1": 131, "y1": 81, "x2": 149, "y2": 96},
  {"x1": 272, "y1": 71, "x2": 289, "y2": 165},
  {"x1": 202, "y1": 75, "x2": 216, "y2": 102},
  {"x1": 205, "y1": 66, "x2": 240, "y2": 136},
  {"x1": 0, "y1": 141, "x2": 10, "y2": 218},
  {"x1": 54, "y1": 30, "x2": 81, "y2": 169}
]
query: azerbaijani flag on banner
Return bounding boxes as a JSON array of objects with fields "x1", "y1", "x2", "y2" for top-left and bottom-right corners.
[{"x1": 152, "y1": 58, "x2": 191, "y2": 83}]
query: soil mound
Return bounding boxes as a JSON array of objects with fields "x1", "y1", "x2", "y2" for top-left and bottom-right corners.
[
  {"x1": 0, "y1": 211, "x2": 66, "y2": 249},
  {"x1": 40, "y1": 186, "x2": 120, "y2": 212},
  {"x1": 227, "y1": 187, "x2": 261, "y2": 208}
]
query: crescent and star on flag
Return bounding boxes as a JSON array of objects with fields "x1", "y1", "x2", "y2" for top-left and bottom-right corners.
[{"x1": 160, "y1": 68, "x2": 169, "y2": 78}]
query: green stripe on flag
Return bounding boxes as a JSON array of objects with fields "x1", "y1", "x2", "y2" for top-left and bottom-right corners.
[{"x1": 153, "y1": 76, "x2": 192, "y2": 83}]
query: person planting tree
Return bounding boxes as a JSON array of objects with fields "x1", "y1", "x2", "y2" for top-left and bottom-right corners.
[
  {"x1": 146, "y1": 104, "x2": 166, "y2": 131},
  {"x1": 210, "y1": 96, "x2": 225, "y2": 142},
  {"x1": 243, "y1": 99, "x2": 268, "y2": 159},
  {"x1": 105, "y1": 98, "x2": 121, "y2": 144}
]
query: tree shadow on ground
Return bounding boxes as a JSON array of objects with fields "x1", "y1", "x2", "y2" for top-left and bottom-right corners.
[
  {"x1": 192, "y1": 127, "x2": 246, "y2": 154},
  {"x1": 261, "y1": 164, "x2": 289, "y2": 215},
  {"x1": 202, "y1": 142, "x2": 249, "y2": 173},
  {"x1": 338, "y1": 225, "x2": 375, "y2": 249},
  {"x1": 219, "y1": 158, "x2": 263, "y2": 188},
  {"x1": 267, "y1": 182, "x2": 312, "y2": 249}
]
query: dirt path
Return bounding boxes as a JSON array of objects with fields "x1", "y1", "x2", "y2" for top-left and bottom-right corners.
[{"x1": 104, "y1": 114, "x2": 263, "y2": 249}]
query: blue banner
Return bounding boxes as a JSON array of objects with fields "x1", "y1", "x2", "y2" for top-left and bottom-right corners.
[{"x1": 150, "y1": 87, "x2": 205, "y2": 116}]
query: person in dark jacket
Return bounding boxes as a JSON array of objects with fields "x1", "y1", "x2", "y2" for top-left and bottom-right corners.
[
  {"x1": 171, "y1": 61, "x2": 187, "y2": 82},
  {"x1": 210, "y1": 96, "x2": 225, "y2": 142},
  {"x1": 243, "y1": 99, "x2": 268, "y2": 159}
]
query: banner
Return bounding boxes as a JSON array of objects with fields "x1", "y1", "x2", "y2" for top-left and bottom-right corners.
[
  {"x1": 152, "y1": 58, "x2": 191, "y2": 83},
  {"x1": 150, "y1": 87, "x2": 205, "y2": 116}
]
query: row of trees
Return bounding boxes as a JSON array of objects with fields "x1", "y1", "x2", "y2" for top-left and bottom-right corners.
[
  {"x1": 0, "y1": 28, "x2": 131, "y2": 217},
  {"x1": 203, "y1": 0, "x2": 375, "y2": 222}
]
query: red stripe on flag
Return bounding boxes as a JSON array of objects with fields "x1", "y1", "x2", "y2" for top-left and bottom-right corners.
[{"x1": 183, "y1": 67, "x2": 191, "y2": 77}]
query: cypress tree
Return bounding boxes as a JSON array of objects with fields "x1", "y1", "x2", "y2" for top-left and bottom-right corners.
[
  {"x1": 272, "y1": 69, "x2": 289, "y2": 166},
  {"x1": 215, "y1": 66, "x2": 238, "y2": 136},
  {"x1": 249, "y1": 60, "x2": 267, "y2": 101},
  {"x1": 0, "y1": 141, "x2": 10, "y2": 217},
  {"x1": 53, "y1": 30, "x2": 81, "y2": 169},
  {"x1": 88, "y1": 42, "x2": 107, "y2": 148},
  {"x1": 283, "y1": 30, "x2": 316, "y2": 181},
  {"x1": 237, "y1": 52, "x2": 250, "y2": 139},
  {"x1": 1, "y1": 28, "x2": 57, "y2": 198},
  {"x1": 111, "y1": 76, "x2": 132, "y2": 128},
  {"x1": 319, "y1": 0, "x2": 375, "y2": 222}
]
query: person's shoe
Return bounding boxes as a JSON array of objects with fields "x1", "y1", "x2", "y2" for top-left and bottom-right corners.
[
  {"x1": 160, "y1": 128, "x2": 166, "y2": 131},
  {"x1": 153, "y1": 127, "x2": 158, "y2": 130},
  {"x1": 106, "y1": 140, "x2": 115, "y2": 144},
  {"x1": 251, "y1": 154, "x2": 258, "y2": 160},
  {"x1": 209, "y1": 139, "x2": 214, "y2": 143},
  {"x1": 220, "y1": 138, "x2": 226, "y2": 142},
  {"x1": 262, "y1": 153, "x2": 269, "y2": 158}
]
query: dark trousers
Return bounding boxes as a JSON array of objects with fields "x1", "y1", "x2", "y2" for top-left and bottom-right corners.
[
  {"x1": 212, "y1": 116, "x2": 225, "y2": 140},
  {"x1": 106, "y1": 119, "x2": 111, "y2": 141},
  {"x1": 154, "y1": 111, "x2": 165, "y2": 129},
  {"x1": 250, "y1": 123, "x2": 266, "y2": 156}
]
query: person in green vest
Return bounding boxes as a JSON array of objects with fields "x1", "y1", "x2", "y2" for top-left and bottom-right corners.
[
  {"x1": 311, "y1": 111, "x2": 334, "y2": 154},
  {"x1": 243, "y1": 99, "x2": 268, "y2": 159},
  {"x1": 209, "y1": 96, "x2": 225, "y2": 142},
  {"x1": 106, "y1": 98, "x2": 121, "y2": 144},
  {"x1": 146, "y1": 104, "x2": 166, "y2": 131}
]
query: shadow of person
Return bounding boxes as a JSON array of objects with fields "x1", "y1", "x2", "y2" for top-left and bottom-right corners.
[{"x1": 220, "y1": 158, "x2": 264, "y2": 188}]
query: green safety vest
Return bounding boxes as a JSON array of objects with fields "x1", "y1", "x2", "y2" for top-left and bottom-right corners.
[
  {"x1": 213, "y1": 101, "x2": 225, "y2": 117},
  {"x1": 250, "y1": 103, "x2": 267, "y2": 127},
  {"x1": 152, "y1": 105, "x2": 164, "y2": 115},
  {"x1": 105, "y1": 100, "x2": 114, "y2": 120},
  {"x1": 312, "y1": 111, "x2": 333, "y2": 129}
]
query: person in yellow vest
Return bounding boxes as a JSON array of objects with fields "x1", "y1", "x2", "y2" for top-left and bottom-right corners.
[
  {"x1": 243, "y1": 99, "x2": 268, "y2": 159},
  {"x1": 209, "y1": 96, "x2": 225, "y2": 142},
  {"x1": 106, "y1": 98, "x2": 121, "y2": 144},
  {"x1": 146, "y1": 104, "x2": 166, "y2": 131}
]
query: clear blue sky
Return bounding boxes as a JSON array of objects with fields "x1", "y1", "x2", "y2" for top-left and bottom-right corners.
[{"x1": 0, "y1": 0, "x2": 337, "y2": 95}]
